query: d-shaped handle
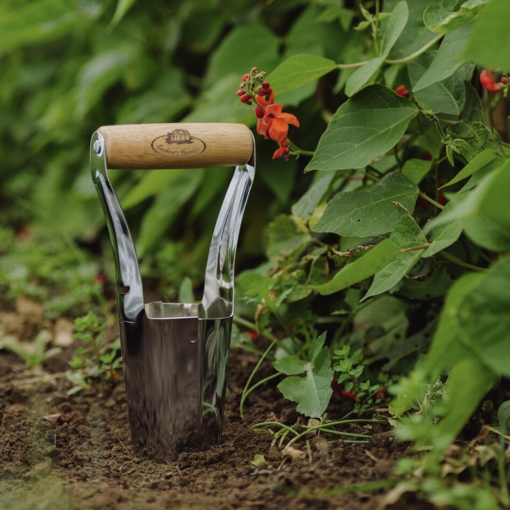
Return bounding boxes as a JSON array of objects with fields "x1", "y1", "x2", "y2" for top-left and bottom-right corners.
[{"x1": 98, "y1": 123, "x2": 253, "y2": 169}]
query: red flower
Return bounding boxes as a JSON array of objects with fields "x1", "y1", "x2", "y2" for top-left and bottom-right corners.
[
  {"x1": 246, "y1": 330, "x2": 259, "y2": 340},
  {"x1": 256, "y1": 103, "x2": 299, "y2": 142},
  {"x1": 395, "y1": 85, "x2": 410, "y2": 98},
  {"x1": 480, "y1": 70, "x2": 500, "y2": 92},
  {"x1": 273, "y1": 139, "x2": 290, "y2": 161}
]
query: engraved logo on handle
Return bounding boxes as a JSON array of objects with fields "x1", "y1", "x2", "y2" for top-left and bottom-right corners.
[{"x1": 151, "y1": 129, "x2": 206, "y2": 158}]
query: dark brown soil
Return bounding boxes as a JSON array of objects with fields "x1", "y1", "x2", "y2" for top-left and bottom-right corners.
[{"x1": 0, "y1": 345, "x2": 432, "y2": 510}]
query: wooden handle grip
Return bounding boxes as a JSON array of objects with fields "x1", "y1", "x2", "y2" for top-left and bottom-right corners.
[{"x1": 98, "y1": 123, "x2": 253, "y2": 169}]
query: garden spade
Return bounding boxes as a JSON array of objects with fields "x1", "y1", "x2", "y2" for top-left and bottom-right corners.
[{"x1": 90, "y1": 124, "x2": 255, "y2": 459}]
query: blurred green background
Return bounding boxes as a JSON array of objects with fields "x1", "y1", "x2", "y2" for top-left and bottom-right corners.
[{"x1": 0, "y1": 0, "x2": 353, "y2": 305}]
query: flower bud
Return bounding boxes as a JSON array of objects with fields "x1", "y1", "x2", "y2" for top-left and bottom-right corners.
[
  {"x1": 254, "y1": 105, "x2": 265, "y2": 118},
  {"x1": 395, "y1": 85, "x2": 409, "y2": 98},
  {"x1": 262, "y1": 82, "x2": 270, "y2": 89},
  {"x1": 236, "y1": 90, "x2": 244, "y2": 96},
  {"x1": 480, "y1": 70, "x2": 500, "y2": 92},
  {"x1": 240, "y1": 94, "x2": 252, "y2": 104},
  {"x1": 242, "y1": 73, "x2": 249, "y2": 82}
]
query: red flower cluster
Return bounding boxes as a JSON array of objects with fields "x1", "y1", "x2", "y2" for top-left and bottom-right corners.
[{"x1": 236, "y1": 67, "x2": 299, "y2": 161}]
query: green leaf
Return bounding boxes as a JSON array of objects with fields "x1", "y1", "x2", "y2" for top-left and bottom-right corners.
[
  {"x1": 385, "y1": 0, "x2": 443, "y2": 59},
  {"x1": 138, "y1": 170, "x2": 204, "y2": 255},
  {"x1": 413, "y1": 23, "x2": 473, "y2": 92},
  {"x1": 400, "y1": 266, "x2": 453, "y2": 300},
  {"x1": 292, "y1": 173, "x2": 336, "y2": 220},
  {"x1": 424, "y1": 0, "x2": 489, "y2": 33},
  {"x1": 464, "y1": 0, "x2": 510, "y2": 70},
  {"x1": 402, "y1": 158, "x2": 432, "y2": 185},
  {"x1": 0, "y1": 0, "x2": 100, "y2": 55},
  {"x1": 440, "y1": 148, "x2": 497, "y2": 189},
  {"x1": 313, "y1": 172, "x2": 419, "y2": 237},
  {"x1": 76, "y1": 48, "x2": 137, "y2": 118},
  {"x1": 178, "y1": 277, "x2": 194, "y2": 304},
  {"x1": 425, "y1": 272, "x2": 483, "y2": 379},
  {"x1": 205, "y1": 23, "x2": 279, "y2": 88},
  {"x1": 110, "y1": 0, "x2": 138, "y2": 27},
  {"x1": 447, "y1": 85, "x2": 488, "y2": 158},
  {"x1": 309, "y1": 332, "x2": 327, "y2": 362},
  {"x1": 345, "y1": 1, "x2": 409, "y2": 96},
  {"x1": 427, "y1": 160, "x2": 510, "y2": 251},
  {"x1": 267, "y1": 215, "x2": 310, "y2": 259},
  {"x1": 266, "y1": 54, "x2": 337, "y2": 96},
  {"x1": 273, "y1": 356, "x2": 307, "y2": 376},
  {"x1": 435, "y1": 358, "x2": 496, "y2": 450},
  {"x1": 277, "y1": 347, "x2": 333, "y2": 418},
  {"x1": 191, "y1": 168, "x2": 231, "y2": 218},
  {"x1": 363, "y1": 214, "x2": 428, "y2": 300},
  {"x1": 184, "y1": 74, "x2": 255, "y2": 125},
  {"x1": 423, "y1": 202, "x2": 463, "y2": 257},
  {"x1": 122, "y1": 169, "x2": 188, "y2": 209},
  {"x1": 311, "y1": 239, "x2": 401, "y2": 296},
  {"x1": 457, "y1": 256, "x2": 510, "y2": 376},
  {"x1": 408, "y1": 55, "x2": 474, "y2": 115},
  {"x1": 307, "y1": 85, "x2": 418, "y2": 172}
]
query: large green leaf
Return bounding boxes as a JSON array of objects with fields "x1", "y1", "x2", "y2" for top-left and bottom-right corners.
[
  {"x1": 464, "y1": 0, "x2": 510, "y2": 70},
  {"x1": 277, "y1": 347, "x2": 333, "y2": 418},
  {"x1": 311, "y1": 239, "x2": 401, "y2": 296},
  {"x1": 413, "y1": 23, "x2": 473, "y2": 92},
  {"x1": 424, "y1": 0, "x2": 489, "y2": 33},
  {"x1": 363, "y1": 214, "x2": 427, "y2": 300},
  {"x1": 266, "y1": 54, "x2": 337, "y2": 96},
  {"x1": 306, "y1": 85, "x2": 418, "y2": 172},
  {"x1": 425, "y1": 273, "x2": 483, "y2": 379},
  {"x1": 273, "y1": 356, "x2": 307, "y2": 376},
  {"x1": 458, "y1": 257, "x2": 510, "y2": 376},
  {"x1": 313, "y1": 172, "x2": 419, "y2": 237},
  {"x1": 407, "y1": 55, "x2": 473, "y2": 115},
  {"x1": 345, "y1": 1, "x2": 409, "y2": 97}
]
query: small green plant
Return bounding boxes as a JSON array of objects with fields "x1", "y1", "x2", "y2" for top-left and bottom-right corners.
[
  {"x1": 0, "y1": 330, "x2": 61, "y2": 369},
  {"x1": 332, "y1": 345, "x2": 387, "y2": 414},
  {"x1": 66, "y1": 312, "x2": 121, "y2": 396}
]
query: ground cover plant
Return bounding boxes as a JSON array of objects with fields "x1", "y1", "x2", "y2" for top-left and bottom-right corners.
[{"x1": 1, "y1": 0, "x2": 510, "y2": 508}]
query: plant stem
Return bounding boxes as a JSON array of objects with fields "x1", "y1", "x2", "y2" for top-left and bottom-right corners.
[
  {"x1": 419, "y1": 191, "x2": 444, "y2": 210},
  {"x1": 287, "y1": 138, "x2": 315, "y2": 156},
  {"x1": 401, "y1": 244, "x2": 430, "y2": 253},
  {"x1": 374, "y1": 0, "x2": 381, "y2": 56},
  {"x1": 386, "y1": 34, "x2": 444, "y2": 64},
  {"x1": 336, "y1": 33, "x2": 445, "y2": 70},
  {"x1": 241, "y1": 373, "x2": 281, "y2": 403},
  {"x1": 252, "y1": 421, "x2": 300, "y2": 437},
  {"x1": 440, "y1": 251, "x2": 488, "y2": 273},
  {"x1": 240, "y1": 338, "x2": 277, "y2": 420}
]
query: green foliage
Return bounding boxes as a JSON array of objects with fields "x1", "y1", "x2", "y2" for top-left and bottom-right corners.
[
  {"x1": 307, "y1": 86, "x2": 419, "y2": 171},
  {"x1": 0, "y1": 330, "x2": 61, "y2": 369},
  {"x1": 67, "y1": 312, "x2": 121, "y2": 396},
  {"x1": 277, "y1": 334, "x2": 333, "y2": 418}
]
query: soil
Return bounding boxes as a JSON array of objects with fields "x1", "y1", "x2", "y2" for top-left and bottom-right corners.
[{"x1": 0, "y1": 342, "x2": 433, "y2": 510}]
